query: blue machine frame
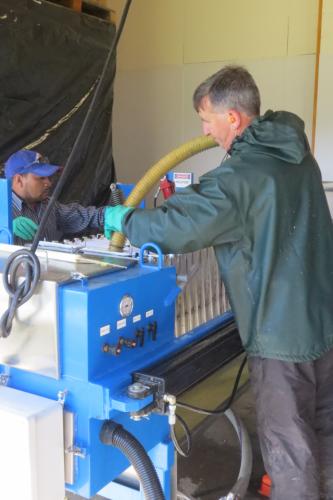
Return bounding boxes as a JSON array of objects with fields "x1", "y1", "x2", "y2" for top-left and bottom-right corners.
[
  {"x1": 0, "y1": 178, "x2": 234, "y2": 499},
  {"x1": 0, "y1": 178, "x2": 12, "y2": 244}
]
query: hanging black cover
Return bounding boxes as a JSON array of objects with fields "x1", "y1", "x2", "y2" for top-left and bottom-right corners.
[{"x1": 0, "y1": 0, "x2": 116, "y2": 205}]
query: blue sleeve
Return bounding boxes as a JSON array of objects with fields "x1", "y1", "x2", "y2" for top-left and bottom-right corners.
[{"x1": 55, "y1": 201, "x2": 105, "y2": 235}]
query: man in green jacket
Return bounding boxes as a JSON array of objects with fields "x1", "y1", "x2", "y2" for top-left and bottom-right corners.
[{"x1": 104, "y1": 65, "x2": 333, "y2": 499}]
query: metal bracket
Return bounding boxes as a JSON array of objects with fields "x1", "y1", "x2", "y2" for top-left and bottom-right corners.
[
  {"x1": 0, "y1": 374, "x2": 10, "y2": 386},
  {"x1": 65, "y1": 445, "x2": 87, "y2": 459},
  {"x1": 57, "y1": 389, "x2": 68, "y2": 405},
  {"x1": 132, "y1": 372, "x2": 166, "y2": 413}
]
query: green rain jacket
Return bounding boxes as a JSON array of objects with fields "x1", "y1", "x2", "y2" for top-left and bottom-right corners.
[{"x1": 122, "y1": 110, "x2": 333, "y2": 361}]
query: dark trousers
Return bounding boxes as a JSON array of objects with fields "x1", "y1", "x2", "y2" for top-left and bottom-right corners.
[{"x1": 248, "y1": 348, "x2": 333, "y2": 500}]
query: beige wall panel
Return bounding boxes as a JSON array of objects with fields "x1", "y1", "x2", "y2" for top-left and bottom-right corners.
[
  {"x1": 183, "y1": 0, "x2": 289, "y2": 63},
  {"x1": 321, "y1": 0, "x2": 333, "y2": 54},
  {"x1": 182, "y1": 56, "x2": 315, "y2": 180},
  {"x1": 113, "y1": 0, "x2": 183, "y2": 71},
  {"x1": 287, "y1": 0, "x2": 317, "y2": 55},
  {"x1": 254, "y1": 57, "x2": 315, "y2": 134},
  {"x1": 113, "y1": 67, "x2": 183, "y2": 187},
  {"x1": 314, "y1": 54, "x2": 333, "y2": 180}
]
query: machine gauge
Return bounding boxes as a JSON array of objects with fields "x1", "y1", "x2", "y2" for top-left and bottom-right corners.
[{"x1": 119, "y1": 295, "x2": 134, "y2": 317}]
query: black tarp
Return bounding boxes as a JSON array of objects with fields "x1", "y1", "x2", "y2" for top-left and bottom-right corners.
[{"x1": 0, "y1": 0, "x2": 116, "y2": 205}]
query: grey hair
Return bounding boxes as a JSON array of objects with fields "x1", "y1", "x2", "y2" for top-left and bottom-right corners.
[{"x1": 193, "y1": 65, "x2": 261, "y2": 117}]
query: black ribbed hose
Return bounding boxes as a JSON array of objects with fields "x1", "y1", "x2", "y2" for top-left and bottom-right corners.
[{"x1": 100, "y1": 420, "x2": 165, "y2": 500}]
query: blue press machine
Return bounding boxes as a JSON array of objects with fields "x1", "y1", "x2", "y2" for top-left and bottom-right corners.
[{"x1": 0, "y1": 178, "x2": 238, "y2": 499}]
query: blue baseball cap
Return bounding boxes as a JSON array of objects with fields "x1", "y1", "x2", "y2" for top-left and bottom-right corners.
[{"x1": 4, "y1": 149, "x2": 61, "y2": 179}]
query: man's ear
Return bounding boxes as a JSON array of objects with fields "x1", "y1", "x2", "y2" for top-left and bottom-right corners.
[
  {"x1": 12, "y1": 174, "x2": 22, "y2": 187},
  {"x1": 12, "y1": 174, "x2": 25, "y2": 193},
  {"x1": 227, "y1": 110, "x2": 241, "y2": 129}
]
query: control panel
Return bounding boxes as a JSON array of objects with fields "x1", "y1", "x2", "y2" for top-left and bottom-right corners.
[{"x1": 59, "y1": 258, "x2": 179, "y2": 384}]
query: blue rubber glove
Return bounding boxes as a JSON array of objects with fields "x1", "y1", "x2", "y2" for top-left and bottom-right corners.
[
  {"x1": 13, "y1": 216, "x2": 39, "y2": 241},
  {"x1": 104, "y1": 205, "x2": 133, "y2": 239}
]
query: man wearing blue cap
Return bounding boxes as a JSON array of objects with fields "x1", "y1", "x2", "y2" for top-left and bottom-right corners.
[{"x1": 5, "y1": 149, "x2": 108, "y2": 245}]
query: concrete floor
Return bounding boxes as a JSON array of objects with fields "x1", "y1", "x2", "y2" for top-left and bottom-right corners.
[
  {"x1": 177, "y1": 385, "x2": 265, "y2": 500},
  {"x1": 67, "y1": 375, "x2": 266, "y2": 500}
]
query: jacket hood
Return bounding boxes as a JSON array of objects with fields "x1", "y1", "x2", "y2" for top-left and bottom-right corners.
[{"x1": 230, "y1": 110, "x2": 310, "y2": 164}]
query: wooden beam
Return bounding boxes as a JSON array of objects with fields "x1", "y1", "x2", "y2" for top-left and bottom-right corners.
[{"x1": 311, "y1": 0, "x2": 323, "y2": 153}]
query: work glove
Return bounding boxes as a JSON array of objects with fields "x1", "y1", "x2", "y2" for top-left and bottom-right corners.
[
  {"x1": 13, "y1": 216, "x2": 39, "y2": 241},
  {"x1": 104, "y1": 205, "x2": 133, "y2": 239}
]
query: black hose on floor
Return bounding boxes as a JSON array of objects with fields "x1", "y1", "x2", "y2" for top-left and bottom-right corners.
[
  {"x1": 171, "y1": 413, "x2": 191, "y2": 458},
  {"x1": 100, "y1": 420, "x2": 165, "y2": 500}
]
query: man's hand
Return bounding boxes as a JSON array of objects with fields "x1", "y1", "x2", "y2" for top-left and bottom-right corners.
[
  {"x1": 104, "y1": 205, "x2": 133, "y2": 239},
  {"x1": 13, "y1": 216, "x2": 39, "y2": 241}
]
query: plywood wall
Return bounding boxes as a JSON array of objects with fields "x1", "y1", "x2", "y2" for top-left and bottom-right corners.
[{"x1": 109, "y1": 0, "x2": 318, "y2": 190}]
